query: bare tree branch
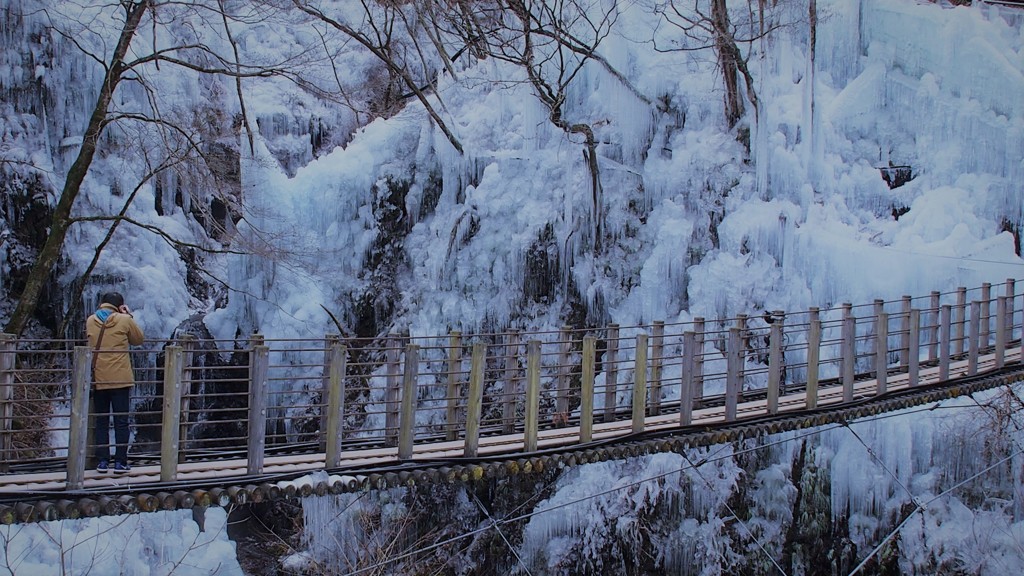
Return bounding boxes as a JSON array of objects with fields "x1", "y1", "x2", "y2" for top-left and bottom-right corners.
[{"x1": 291, "y1": 0, "x2": 464, "y2": 153}]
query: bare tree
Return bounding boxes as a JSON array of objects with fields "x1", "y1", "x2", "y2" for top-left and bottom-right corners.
[
  {"x1": 431, "y1": 0, "x2": 618, "y2": 251},
  {"x1": 3, "y1": 0, "x2": 301, "y2": 336},
  {"x1": 654, "y1": 0, "x2": 788, "y2": 131}
]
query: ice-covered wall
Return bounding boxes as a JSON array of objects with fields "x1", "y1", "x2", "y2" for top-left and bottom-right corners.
[
  {"x1": 685, "y1": 0, "x2": 1024, "y2": 320},
  {"x1": 7, "y1": 0, "x2": 1019, "y2": 345},
  {"x1": 196, "y1": 0, "x2": 1024, "y2": 442}
]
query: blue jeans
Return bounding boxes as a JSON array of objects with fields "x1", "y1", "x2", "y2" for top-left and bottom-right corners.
[{"x1": 93, "y1": 387, "x2": 131, "y2": 464}]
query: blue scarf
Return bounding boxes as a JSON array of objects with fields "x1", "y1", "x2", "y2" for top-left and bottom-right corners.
[{"x1": 96, "y1": 309, "x2": 114, "y2": 323}]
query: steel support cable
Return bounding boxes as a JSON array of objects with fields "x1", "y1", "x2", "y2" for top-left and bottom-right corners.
[
  {"x1": 677, "y1": 450, "x2": 790, "y2": 576},
  {"x1": 493, "y1": 425, "x2": 740, "y2": 524},
  {"x1": 494, "y1": 433, "x2": 738, "y2": 529},
  {"x1": 321, "y1": 394, "x2": 1012, "y2": 576},
  {"x1": 471, "y1": 492, "x2": 535, "y2": 576},
  {"x1": 336, "y1": 426, "x2": 830, "y2": 576},
  {"x1": 459, "y1": 400, "x2": 1009, "y2": 574},
  {"x1": 496, "y1": 424, "x2": 844, "y2": 527},
  {"x1": 845, "y1": 383, "x2": 1024, "y2": 574},
  {"x1": 847, "y1": 446, "x2": 1024, "y2": 576},
  {"x1": 837, "y1": 413, "x2": 935, "y2": 571},
  {"x1": 842, "y1": 415, "x2": 930, "y2": 511},
  {"x1": 336, "y1": 520, "x2": 495, "y2": 576},
  {"x1": 497, "y1": 472, "x2": 555, "y2": 523},
  {"x1": 872, "y1": 245, "x2": 1024, "y2": 267}
]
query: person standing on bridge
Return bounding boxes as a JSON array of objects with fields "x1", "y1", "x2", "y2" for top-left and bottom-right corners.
[{"x1": 86, "y1": 292, "x2": 144, "y2": 474}]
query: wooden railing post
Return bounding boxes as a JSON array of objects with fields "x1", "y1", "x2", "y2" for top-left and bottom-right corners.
[
  {"x1": 649, "y1": 321, "x2": 664, "y2": 416},
  {"x1": 995, "y1": 296, "x2": 1007, "y2": 369},
  {"x1": 317, "y1": 334, "x2": 336, "y2": 452},
  {"x1": 939, "y1": 305, "x2": 952, "y2": 381},
  {"x1": 0, "y1": 334, "x2": 15, "y2": 473},
  {"x1": 524, "y1": 340, "x2": 541, "y2": 452},
  {"x1": 908, "y1": 309, "x2": 921, "y2": 386},
  {"x1": 806, "y1": 308, "x2": 821, "y2": 409},
  {"x1": 899, "y1": 296, "x2": 911, "y2": 370},
  {"x1": 502, "y1": 330, "x2": 520, "y2": 434},
  {"x1": 177, "y1": 335, "x2": 195, "y2": 465},
  {"x1": 556, "y1": 325, "x2": 572, "y2": 421},
  {"x1": 398, "y1": 344, "x2": 419, "y2": 460},
  {"x1": 580, "y1": 336, "x2": 596, "y2": 443},
  {"x1": 464, "y1": 343, "x2": 485, "y2": 458},
  {"x1": 160, "y1": 345, "x2": 184, "y2": 483},
  {"x1": 1007, "y1": 279, "x2": 1018, "y2": 342},
  {"x1": 725, "y1": 328, "x2": 741, "y2": 421},
  {"x1": 875, "y1": 310, "x2": 888, "y2": 395},
  {"x1": 324, "y1": 338, "x2": 347, "y2": 468},
  {"x1": 680, "y1": 331, "x2": 696, "y2": 426},
  {"x1": 981, "y1": 283, "x2": 992, "y2": 346},
  {"x1": 774, "y1": 311, "x2": 787, "y2": 394},
  {"x1": 66, "y1": 346, "x2": 91, "y2": 490},
  {"x1": 767, "y1": 319, "x2": 782, "y2": 415},
  {"x1": 445, "y1": 332, "x2": 462, "y2": 442},
  {"x1": 693, "y1": 317, "x2": 705, "y2": 407},
  {"x1": 385, "y1": 335, "x2": 401, "y2": 447},
  {"x1": 247, "y1": 336, "x2": 269, "y2": 476},
  {"x1": 968, "y1": 301, "x2": 980, "y2": 376},
  {"x1": 928, "y1": 291, "x2": 940, "y2": 361},
  {"x1": 631, "y1": 333, "x2": 648, "y2": 434},
  {"x1": 872, "y1": 299, "x2": 884, "y2": 376},
  {"x1": 736, "y1": 314, "x2": 748, "y2": 360},
  {"x1": 841, "y1": 304, "x2": 855, "y2": 402},
  {"x1": 603, "y1": 324, "x2": 619, "y2": 423},
  {"x1": 954, "y1": 287, "x2": 967, "y2": 355}
]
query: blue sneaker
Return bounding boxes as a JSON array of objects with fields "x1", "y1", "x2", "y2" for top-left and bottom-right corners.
[
  {"x1": 113, "y1": 461, "x2": 130, "y2": 474},
  {"x1": 96, "y1": 460, "x2": 108, "y2": 473}
]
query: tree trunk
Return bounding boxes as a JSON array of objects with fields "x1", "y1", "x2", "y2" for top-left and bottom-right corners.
[
  {"x1": 808, "y1": 0, "x2": 817, "y2": 167},
  {"x1": 570, "y1": 123, "x2": 602, "y2": 252},
  {"x1": 4, "y1": 1, "x2": 151, "y2": 336},
  {"x1": 712, "y1": 0, "x2": 743, "y2": 128}
]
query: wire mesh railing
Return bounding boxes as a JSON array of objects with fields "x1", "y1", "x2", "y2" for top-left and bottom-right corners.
[{"x1": 0, "y1": 279, "x2": 1020, "y2": 489}]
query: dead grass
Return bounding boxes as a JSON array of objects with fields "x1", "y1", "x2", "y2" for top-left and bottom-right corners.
[{"x1": 5, "y1": 351, "x2": 69, "y2": 462}]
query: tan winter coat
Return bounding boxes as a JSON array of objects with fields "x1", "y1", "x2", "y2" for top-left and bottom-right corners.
[{"x1": 86, "y1": 304, "x2": 144, "y2": 390}]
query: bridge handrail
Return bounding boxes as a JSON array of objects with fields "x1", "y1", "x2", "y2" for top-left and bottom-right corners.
[{"x1": 0, "y1": 279, "x2": 1020, "y2": 489}]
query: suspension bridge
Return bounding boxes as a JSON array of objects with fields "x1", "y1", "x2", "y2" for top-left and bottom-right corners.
[{"x1": 0, "y1": 280, "x2": 1022, "y2": 523}]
